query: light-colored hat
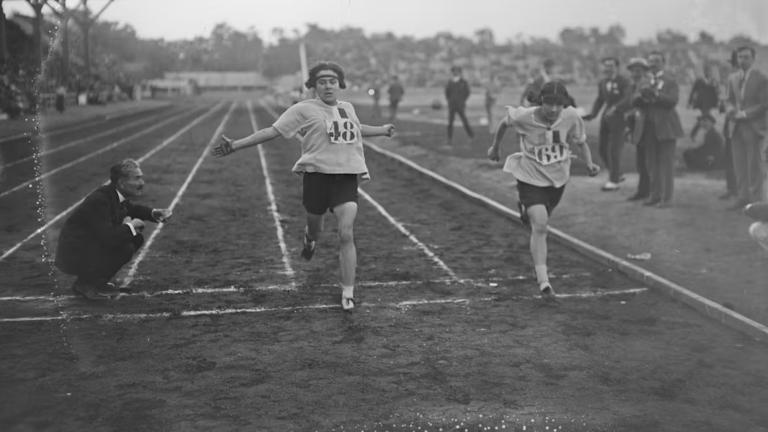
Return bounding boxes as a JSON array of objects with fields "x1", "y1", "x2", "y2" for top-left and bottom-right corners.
[{"x1": 627, "y1": 57, "x2": 650, "y2": 70}]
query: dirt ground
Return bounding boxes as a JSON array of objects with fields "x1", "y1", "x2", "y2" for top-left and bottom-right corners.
[{"x1": 1, "y1": 96, "x2": 768, "y2": 431}]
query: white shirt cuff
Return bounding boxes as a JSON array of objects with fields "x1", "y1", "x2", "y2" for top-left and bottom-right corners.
[{"x1": 124, "y1": 222, "x2": 137, "y2": 236}]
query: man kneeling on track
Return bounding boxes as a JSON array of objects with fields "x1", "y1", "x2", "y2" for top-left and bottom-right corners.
[
  {"x1": 487, "y1": 81, "x2": 600, "y2": 299},
  {"x1": 211, "y1": 61, "x2": 395, "y2": 311},
  {"x1": 55, "y1": 159, "x2": 172, "y2": 300}
]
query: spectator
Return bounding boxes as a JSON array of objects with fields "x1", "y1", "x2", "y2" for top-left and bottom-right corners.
[
  {"x1": 387, "y1": 75, "x2": 405, "y2": 122},
  {"x1": 484, "y1": 73, "x2": 501, "y2": 132},
  {"x1": 719, "y1": 50, "x2": 740, "y2": 200},
  {"x1": 55, "y1": 85, "x2": 66, "y2": 113},
  {"x1": 55, "y1": 159, "x2": 173, "y2": 300},
  {"x1": 724, "y1": 46, "x2": 768, "y2": 209},
  {"x1": 521, "y1": 58, "x2": 555, "y2": 107},
  {"x1": 624, "y1": 57, "x2": 653, "y2": 201},
  {"x1": 683, "y1": 113, "x2": 724, "y2": 171},
  {"x1": 583, "y1": 57, "x2": 631, "y2": 191},
  {"x1": 688, "y1": 64, "x2": 720, "y2": 120},
  {"x1": 632, "y1": 51, "x2": 685, "y2": 208},
  {"x1": 444, "y1": 66, "x2": 474, "y2": 144},
  {"x1": 368, "y1": 80, "x2": 382, "y2": 119}
]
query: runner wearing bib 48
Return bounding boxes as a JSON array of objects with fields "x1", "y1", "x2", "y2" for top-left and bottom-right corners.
[
  {"x1": 211, "y1": 61, "x2": 395, "y2": 312},
  {"x1": 488, "y1": 81, "x2": 600, "y2": 298}
]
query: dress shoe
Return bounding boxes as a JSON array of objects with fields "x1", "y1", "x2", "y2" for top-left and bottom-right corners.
[
  {"x1": 627, "y1": 193, "x2": 648, "y2": 201},
  {"x1": 655, "y1": 201, "x2": 672, "y2": 208},
  {"x1": 718, "y1": 191, "x2": 735, "y2": 200},
  {"x1": 643, "y1": 198, "x2": 661, "y2": 206},
  {"x1": 71, "y1": 280, "x2": 111, "y2": 300},
  {"x1": 97, "y1": 282, "x2": 122, "y2": 296}
]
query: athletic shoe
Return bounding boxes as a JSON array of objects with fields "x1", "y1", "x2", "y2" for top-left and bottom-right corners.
[
  {"x1": 300, "y1": 230, "x2": 316, "y2": 261},
  {"x1": 539, "y1": 281, "x2": 556, "y2": 299},
  {"x1": 601, "y1": 181, "x2": 619, "y2": 191},
  {"x1": 517, "y1": 201, "x2": 530, "y2": 227},
  {"x1": 342, "y1": 296, "x2": 356, "y2": 311}
]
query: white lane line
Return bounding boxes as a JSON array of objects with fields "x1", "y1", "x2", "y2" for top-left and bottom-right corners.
[
  {"x1": 0, "y1": 109, "x2": 193, "y2": 199},
  {"x1": 0, "y1": 288, "x2": 648, "y2": 323},
  {"x1": 120, "y1": 102, "x2": 238, "y2": 288},
  {"x1": 0, "y1": 103, "x2": 225, "y2": 262},
  {"x1": 357, "y1": 188, "x2": 460, "y2": 282},
  {"x1": 0, "y1": 108, "x2": 190, "y2": 169},
  {"x1": 246, "y1": 100, "x2": 296, "y2": 289},
  {"x1": 0, "y1": 274, "x2": 626, "y2": 302},
  {"x1": 0, "y1": 117, "x2": 107, "y2": 145}
]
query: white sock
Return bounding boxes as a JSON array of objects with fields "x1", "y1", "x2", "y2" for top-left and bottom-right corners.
[
  {"x1": 341, "y1": 284, "x2": 354, "y2": 299},
  {"x1": 534, "y1": 265, "x2": 549, "y2": 285}
]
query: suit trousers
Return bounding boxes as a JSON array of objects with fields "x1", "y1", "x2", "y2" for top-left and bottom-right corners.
[
  {"x1": 598, "y1": 117, "x2": 626, "y2": 183},
  {"x1": 641, "y1": 122, "x2": 676, "y2": 203},
  {"x1": 447, "y1": 104, "x2": 474, "y2": 140},
  {"x1": 75, "y1": 235, "x2": 143, "y2": 284},
  {"x1": 634, "y1": 142, "x2": 650, "y2": 198},
  {"x1": 731, "y1": 124, "x2": 765, "y2": 203}
]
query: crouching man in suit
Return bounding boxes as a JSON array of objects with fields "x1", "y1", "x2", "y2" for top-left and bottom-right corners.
[{"x1": 55, "y1": 159, "x2": 172, "y2": 299}]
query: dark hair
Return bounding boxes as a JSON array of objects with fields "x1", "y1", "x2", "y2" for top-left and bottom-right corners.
[
  {"x1": 648, "y1": 51, "x2": 666, "y2": 63},
  {"x1": 305, "y1": 61, "x2": 346, "y2": 89},
  {"x1": 538, "y1": 81, "x2": 571, "y2": 106},
  {"x1": 601, "y1": 56, "x2": 620, "y2": 67},
  {"x1": 543, "y1": 58, "x2": 555, "y2": 68},
  {"x1": 736, "y1": 46, "x2": 756, "y2": 58},
  {"x1": 730, "y1": 49, "x2": 739, "y2": 68},
  {"x1": 450, "y1": 66, "x2": 462, "y2": 74},
  {"x1": 110, "y1": 159, "x2": 140, "y2": 185}
]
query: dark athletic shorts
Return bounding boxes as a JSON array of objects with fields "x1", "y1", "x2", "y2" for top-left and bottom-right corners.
[
  {"x1": 302, "y1": 173, "x2": 359, "y2": 215},
  {"x1": 517, "y1": 180, "x2": 565, "y2": 216}
]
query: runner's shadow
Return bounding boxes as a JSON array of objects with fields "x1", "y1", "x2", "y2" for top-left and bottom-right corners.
[{"x1": 333, "y1": 312, "x2": 365, "y2": 345}]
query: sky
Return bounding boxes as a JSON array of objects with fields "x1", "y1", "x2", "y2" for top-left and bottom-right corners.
[{"x1": 5, "y1": 0, "x2": 768, "y2": 45}]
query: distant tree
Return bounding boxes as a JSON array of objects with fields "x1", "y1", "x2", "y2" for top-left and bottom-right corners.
[
  {"x1": 728, "y1": 34, "x2": 757, "y2": 47},
  {"x1": 656, "y1": 29, "x2": 689, "y2": 46},
  {"x1": 697, "y1": 31, "x2": 716, "y2": 45}
]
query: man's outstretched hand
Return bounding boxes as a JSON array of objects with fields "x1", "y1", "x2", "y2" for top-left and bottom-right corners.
[{"x1": 211, "y1": 135, "x2": 235, "y2": 158}]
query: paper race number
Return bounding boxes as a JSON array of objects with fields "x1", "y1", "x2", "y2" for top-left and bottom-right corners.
[{"x1": 327, "y1": 119, "x2": 357, "y2": 144}]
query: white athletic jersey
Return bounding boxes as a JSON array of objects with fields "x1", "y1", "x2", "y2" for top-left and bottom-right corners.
[
  {"x1": 501, "y1": 105, "x2": 587, "y2": 187},
  {"x1": 273, "y1": 99, "x2": 369, "y2": 177}
]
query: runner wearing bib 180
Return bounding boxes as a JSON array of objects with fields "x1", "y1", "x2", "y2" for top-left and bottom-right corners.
[
  {"x1": 488, "y1": 81, "x2": 600, "y2": 298},
  {"x1": 211, "y1": 61, "x2": 395, "y2": 312}
]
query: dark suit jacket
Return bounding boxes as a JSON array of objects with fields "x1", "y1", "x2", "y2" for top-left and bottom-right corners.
[
  {"x1": 632, "y1": 71, "x2": 684, "y2": 141},
  {"x1": 727, "y1": 68, "x2": 768, "y2": 138},
  {"x1": 445, "y1": 78, "x2": 470, "y2": 108},
  {"x1": 588, "y1": 74, "x2": 631, "y2": 126},
  {"x1": 688, "y1": 77, "x2": 719, "y2": 111},
  {"x1": 55, "y1": 184, "x2": 154, "y2": 275}
]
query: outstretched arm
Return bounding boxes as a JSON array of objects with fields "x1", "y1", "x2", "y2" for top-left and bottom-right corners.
[
  {"x1": 572, "y1": 139, "x2": 600, "y2": 176},
  {"x1": 211, "y1": 126, "x2": 281, "y2": 157},
  {"x1": 361, "y1": 124, "x2": 395, "y2": 138}
]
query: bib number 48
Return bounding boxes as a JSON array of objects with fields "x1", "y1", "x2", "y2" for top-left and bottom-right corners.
[{"x1": 327, "y1": 119, "x2": 357, "y2": 144}]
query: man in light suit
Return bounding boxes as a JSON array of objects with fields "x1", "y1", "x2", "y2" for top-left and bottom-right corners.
[
  {"x1": 725, "y1": 46, "x2": 768, "y2": 208},
  {"x1": 632, "y1": 51, "x2": 684, "y2": 208},
  {"x1": 55, "y1": 159, "x2": 172, "y2": 299}
]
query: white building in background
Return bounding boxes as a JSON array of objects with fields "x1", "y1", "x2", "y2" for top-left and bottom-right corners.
[{"x1": 164, "y1": 71, "x2": 269, "y2": 91}]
